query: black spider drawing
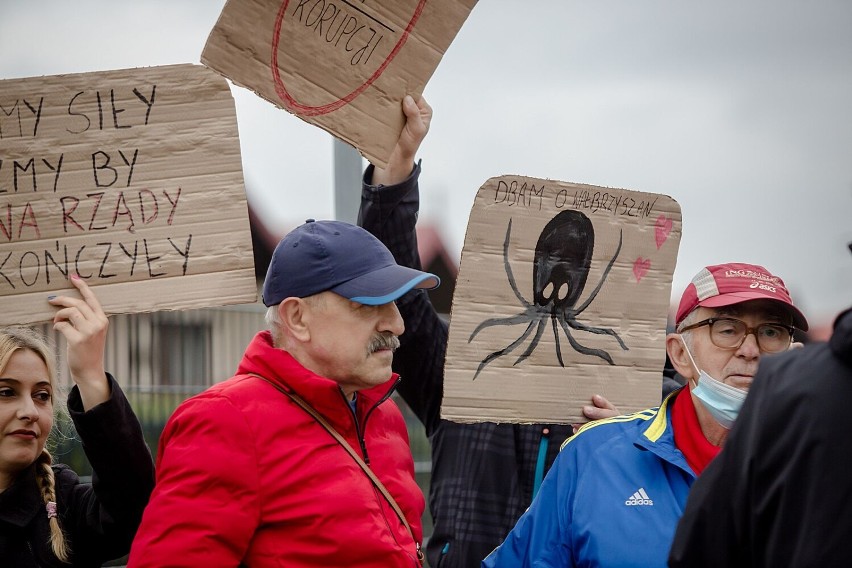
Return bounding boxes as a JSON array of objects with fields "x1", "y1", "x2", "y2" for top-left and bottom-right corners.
[{"x1": 468, "y1": 210, "x2": 628, "y2": 380}]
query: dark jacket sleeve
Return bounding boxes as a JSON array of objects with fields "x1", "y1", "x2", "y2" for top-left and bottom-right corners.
[
  {"x1": 62, "y1": 373, "x2": 155, "y2": 564},
  {"x1": 358, "y1": 162, "x2": 447, "y2": 436}
]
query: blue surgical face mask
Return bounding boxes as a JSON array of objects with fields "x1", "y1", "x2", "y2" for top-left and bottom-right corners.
[{"x1": 679, "y1": 336, "x2": 747, "y2": 429}]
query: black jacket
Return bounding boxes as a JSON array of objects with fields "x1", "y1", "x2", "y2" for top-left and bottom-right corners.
[
  {"x1": 0, "y1": 375, "x2": 155, "y2": 567},
  {"x1": 669, "y1": 307, "x2": 852, "y2": 567},
  {"x1": 359, "y1": 163, "x2": 681, "y2": 568}
]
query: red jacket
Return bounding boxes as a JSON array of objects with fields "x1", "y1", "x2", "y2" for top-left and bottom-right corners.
[{"x1": 129, "y1": 331, "x2": 424, "y2": 567}]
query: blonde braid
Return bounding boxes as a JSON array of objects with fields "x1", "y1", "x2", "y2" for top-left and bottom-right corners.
[{"x1": 35, "y1": 449, "x2": 70, "y2": 563}]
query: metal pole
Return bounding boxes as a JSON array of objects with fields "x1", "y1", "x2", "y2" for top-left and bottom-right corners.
[{"x1": 333, "y1": 138, "x2": 364, "y2": 223}]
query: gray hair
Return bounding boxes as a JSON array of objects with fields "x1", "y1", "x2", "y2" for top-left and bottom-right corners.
[
  {"x1": 265, "y1": 305, "x2": 283, "y2": 347},
  {"x1": 265, "y1": 295, "x2": 327, "y2": 348},
  {"x1": 676, "y1": 309, "x2": 702, "y2": 351}
]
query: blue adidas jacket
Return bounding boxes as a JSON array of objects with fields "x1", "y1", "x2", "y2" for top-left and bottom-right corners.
[{"x1": 483, "y1": 389, "x2": 695, "y2": 568}]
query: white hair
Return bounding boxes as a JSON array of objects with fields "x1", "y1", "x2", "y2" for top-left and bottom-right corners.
[
  {"x1": 676, "y1": 309, "x2": 702, "y2": 350},
  {"x1": 265, "y1": 295, "x2": 325, "y2": 348},
  {"x1": 265, "y1": 305, "x2": 283, "y2": 347}
]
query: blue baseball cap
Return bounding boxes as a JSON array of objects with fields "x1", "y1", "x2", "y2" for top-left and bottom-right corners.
[{"x1": 262, "y1": 219, "x2": 440, "y2": 307}]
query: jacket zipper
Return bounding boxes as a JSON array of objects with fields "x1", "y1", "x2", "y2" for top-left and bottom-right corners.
[
  {"x1": 340, "y1": 376, "x2": 401, "y2": 466},
  {"x1": 341, "y1": 377, "x2": 418, "y2": 564}
]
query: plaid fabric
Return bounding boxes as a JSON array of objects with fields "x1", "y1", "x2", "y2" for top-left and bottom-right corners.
[{"x1": 359, "y1": 163, "x2": 573, "y2": 567}]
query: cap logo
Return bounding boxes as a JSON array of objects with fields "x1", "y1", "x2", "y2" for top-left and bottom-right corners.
[
  {"x1": 724, "y1": 269, "x2": 780, "y2": 285},
  {"x1": 749, "y1": 281, "x2": 777, "y2": 293}
]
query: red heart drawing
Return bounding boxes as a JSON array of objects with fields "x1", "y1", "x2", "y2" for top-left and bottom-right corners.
[
  {"x1": 633, "y1": 257, "x2": 651, "y2": 282},
  {"x1": 654, "y1": 215, "x2": 673, "y2": 249}
]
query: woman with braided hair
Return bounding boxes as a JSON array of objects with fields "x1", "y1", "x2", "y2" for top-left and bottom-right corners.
[{"x1": 0, "y1": 276, "x2": 154, "y2": 567}]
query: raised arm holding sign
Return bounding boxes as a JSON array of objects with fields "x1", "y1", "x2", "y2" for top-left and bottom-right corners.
[
  {"x1": 0, "y1": 64, "x2": 256, "y2": 324},
  {"x1": 202, "y1": 0, "x2": 477, "y2": 167},
  {"x1": 358, "y1": 96, "x2": 684, "y2": 567},
  {"x1": 0, "y1": 276, "x2": 155, "y2": 565}
]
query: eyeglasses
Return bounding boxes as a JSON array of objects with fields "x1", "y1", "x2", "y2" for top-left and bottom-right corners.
[{"x1": 678, "y1": 317, "x2": 794, "y2": 353}]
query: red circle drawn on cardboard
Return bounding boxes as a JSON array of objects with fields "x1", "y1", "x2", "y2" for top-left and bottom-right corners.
[{"x1": 271, "y1": 0, "x2": 426, "y2": 117}]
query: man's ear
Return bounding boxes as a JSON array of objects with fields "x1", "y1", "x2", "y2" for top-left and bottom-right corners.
[
  {"x1": 278, "y1": 298, "x2": 311, "y2": 342},
  {"x1": 666, "y1": 333, "x2": 696, "y2": 381}
]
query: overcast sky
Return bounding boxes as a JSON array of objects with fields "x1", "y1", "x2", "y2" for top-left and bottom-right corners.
[{"x1": 2, "y1": 0, "x2": 850, "y2": 328}]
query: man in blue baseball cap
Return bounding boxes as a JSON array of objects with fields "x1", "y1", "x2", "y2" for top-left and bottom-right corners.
[{"x1": 130, "y1": 220, "x2": 439, "y2": 567}]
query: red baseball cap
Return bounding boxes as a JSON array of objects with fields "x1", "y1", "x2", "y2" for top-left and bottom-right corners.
[{"x1": 676, "y1": 263, "x2": 808, "y2": 330}]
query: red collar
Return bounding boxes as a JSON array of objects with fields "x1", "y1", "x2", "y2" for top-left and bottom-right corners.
[{"x1": 671, "y1": 388, "x2": 720, "y2": 475}]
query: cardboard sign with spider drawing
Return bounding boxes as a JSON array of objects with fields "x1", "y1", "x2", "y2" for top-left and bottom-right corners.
[{"x1": 443, "y1": 176, "x2": 682, "y2": 425}]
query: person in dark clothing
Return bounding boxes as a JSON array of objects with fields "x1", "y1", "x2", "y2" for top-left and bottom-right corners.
[
  {"x1": 0, "y1": 276, "x2": 155, "y2": 567},
  {"x1": 669, "y1": 305, "x2": 852, "y2": 567},
  {"x1": 359, "y1": 95, "x2": 682, "y2": 567}
]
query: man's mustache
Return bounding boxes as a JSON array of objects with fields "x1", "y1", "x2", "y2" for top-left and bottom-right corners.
[{"x1": 368, "y1": 332, "x2": 400, "y2": 354}]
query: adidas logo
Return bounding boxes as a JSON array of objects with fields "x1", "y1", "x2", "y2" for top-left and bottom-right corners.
[{"x1": 624, "y1": 487, "x2": 654, "y2": 506}]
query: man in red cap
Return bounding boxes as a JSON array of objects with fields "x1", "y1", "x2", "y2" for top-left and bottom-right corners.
[
  {"x1": 670, "y1": 286, "x2": 852, "y2": 566},
  {"x1": 483, "y1": 262, "x2": 807, "y2": 567}
]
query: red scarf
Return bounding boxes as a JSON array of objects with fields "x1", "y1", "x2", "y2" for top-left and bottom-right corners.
[{"x1": 671, "y1": 389, "x2": 720, "y2": 475}]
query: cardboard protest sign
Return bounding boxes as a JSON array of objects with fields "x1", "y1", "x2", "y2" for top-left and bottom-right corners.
[
  {"x1": 0, "y1": 64, "x2": 257, "y2": 326},
  {"x1": 201, "y1": 0, "x2": 478, "y2": 167},
  {"x1": 443, "y1": 176, "x2": 682, "y2": 425}
]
